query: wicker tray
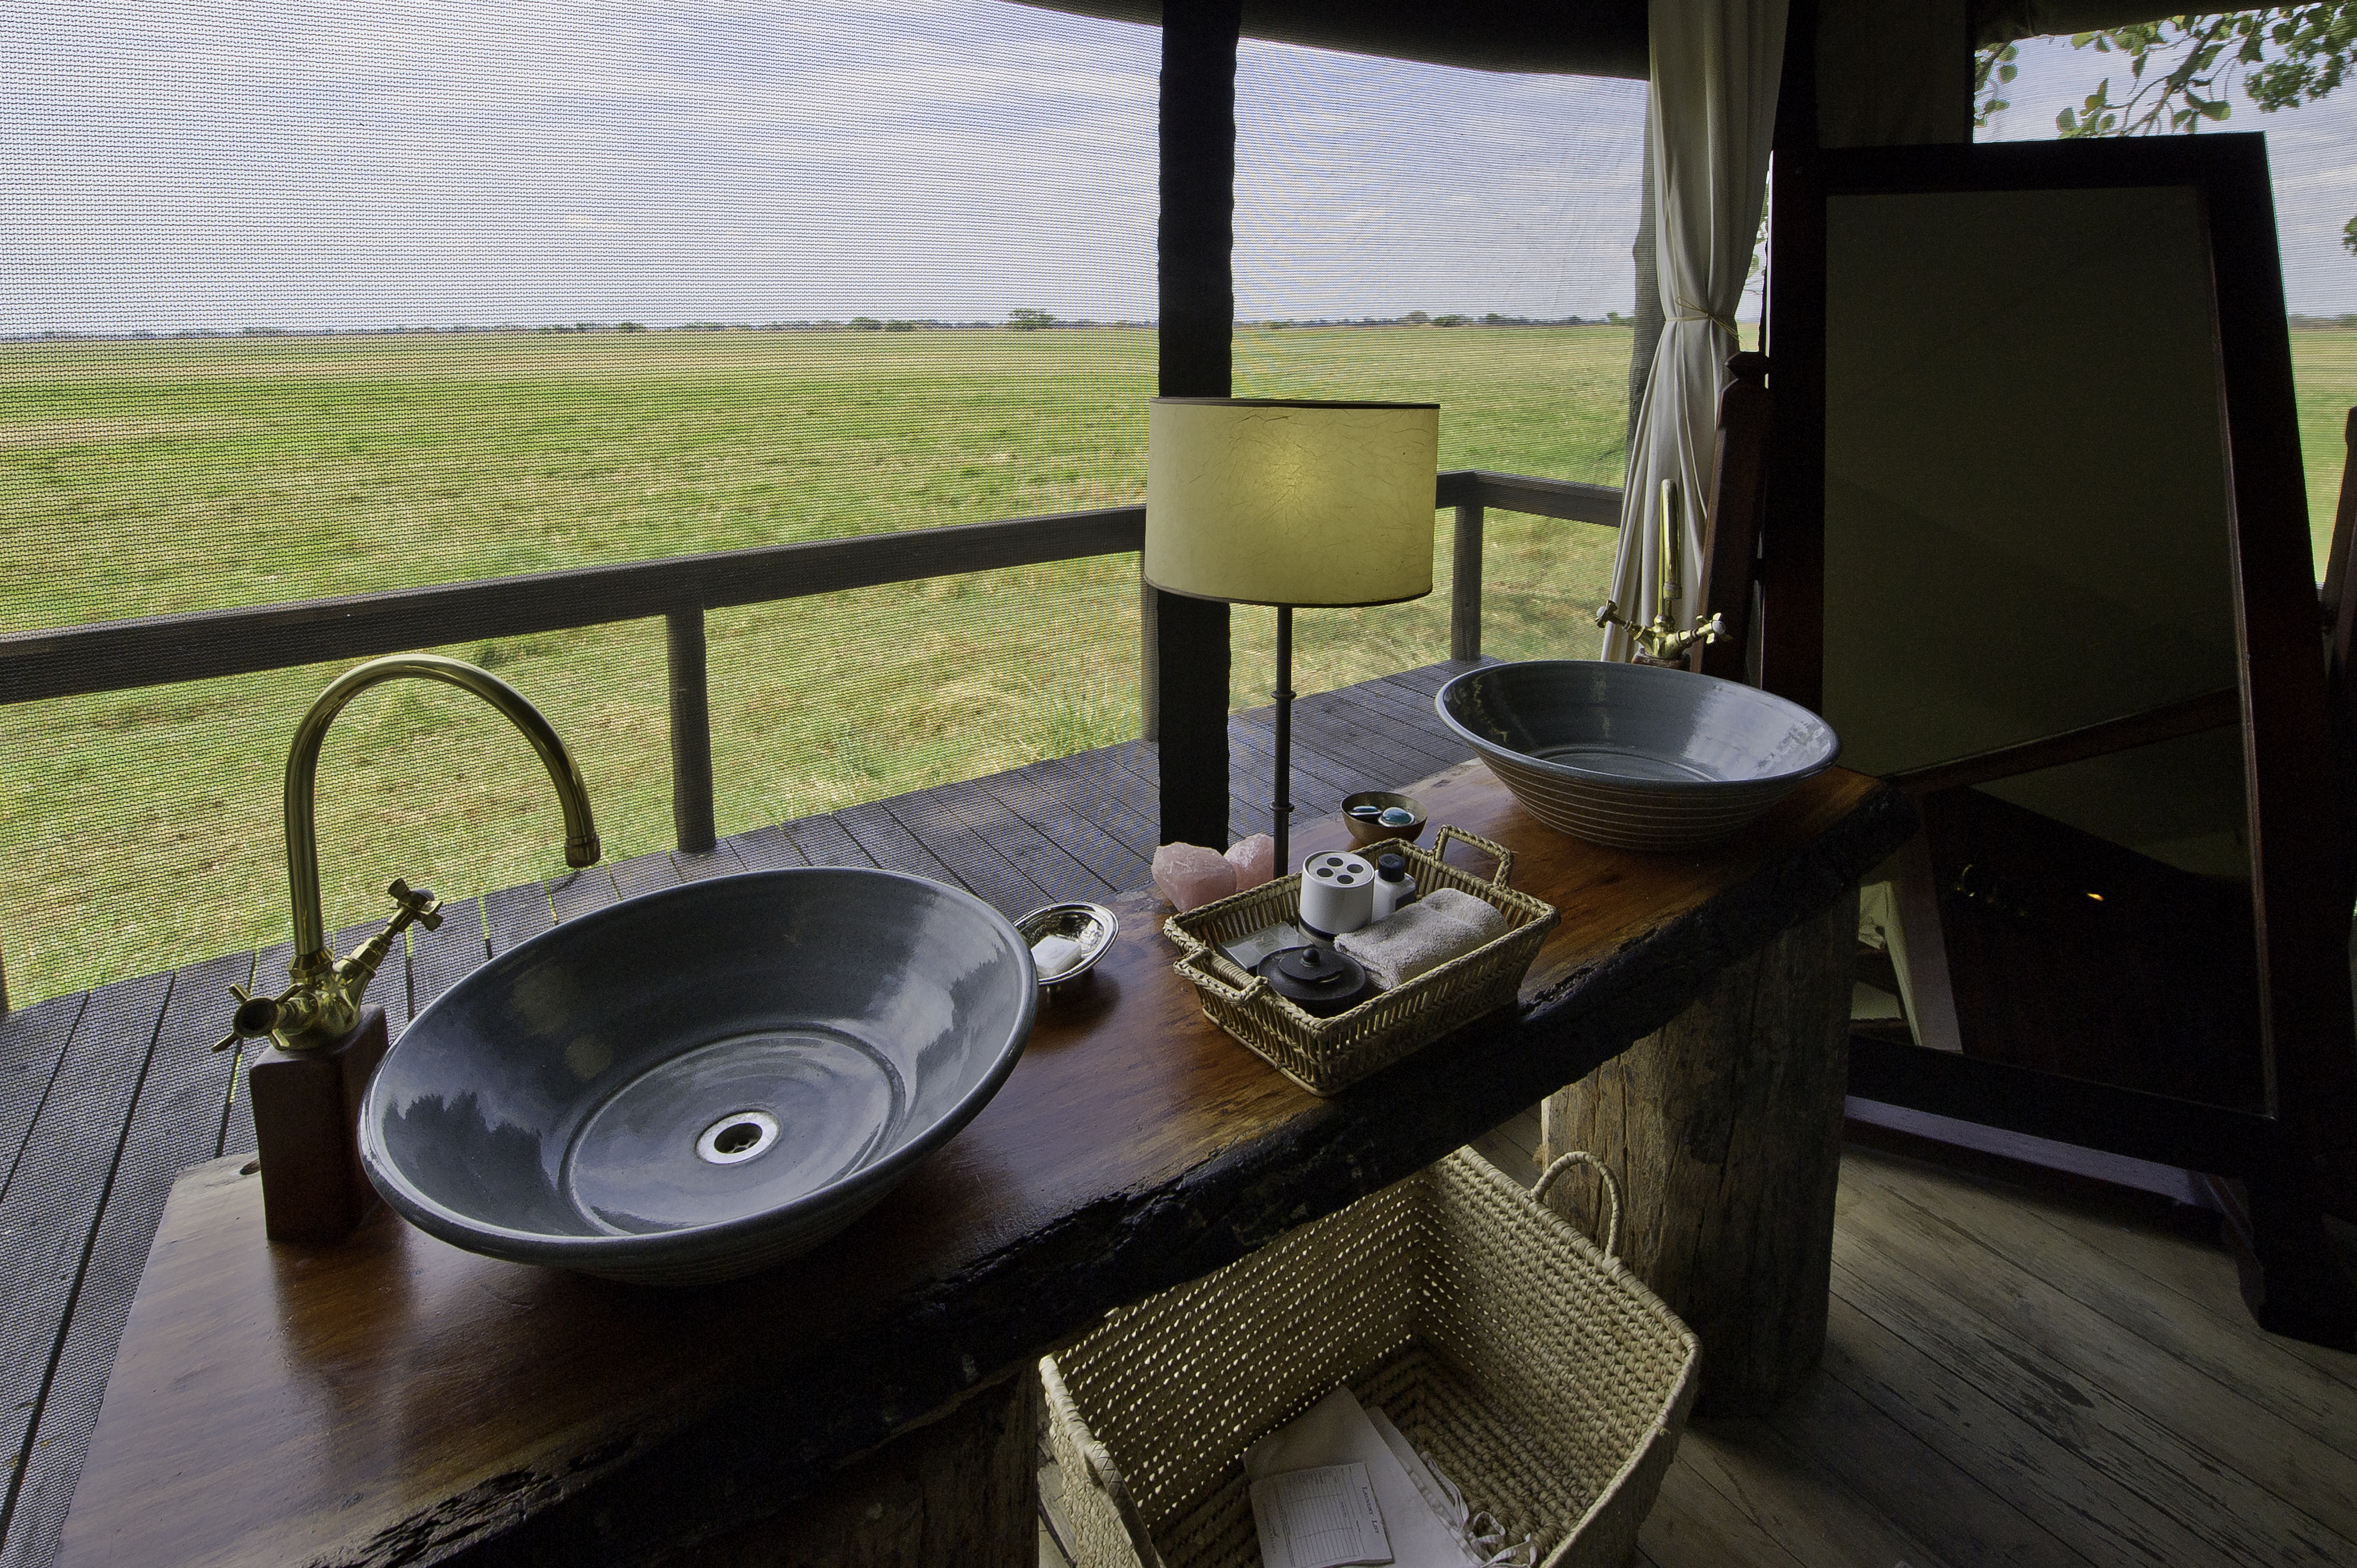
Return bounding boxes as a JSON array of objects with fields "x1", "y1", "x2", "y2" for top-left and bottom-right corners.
[
  {"x1": 1040, "y1": 1149, "x2": 1700, "y2": 1568},
  {"x1": 1164, "y1": 826, "x2": 1558, "y2": 1096}
]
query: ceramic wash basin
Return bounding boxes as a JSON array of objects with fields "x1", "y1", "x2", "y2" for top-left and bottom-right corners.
[
  {"x1": 358, "y1": 868, "x2": 1037, "y2": 1285},
  {"x1": 1436, "y1": 660, "x2": 1840, "y2": 852}
]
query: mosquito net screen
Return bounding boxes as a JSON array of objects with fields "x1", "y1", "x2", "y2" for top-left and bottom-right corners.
[{"x1": 1, "y1": 1, "x2": 1644, "y2": 1005}]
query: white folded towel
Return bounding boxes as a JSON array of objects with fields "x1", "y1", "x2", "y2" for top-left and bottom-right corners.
[
  {"x1": 1337, "y1": 890, "x2": 1509, "y2": 990},
  {"x1": 1418, "y1": 888, "x2": 1509, "y2": 945}
]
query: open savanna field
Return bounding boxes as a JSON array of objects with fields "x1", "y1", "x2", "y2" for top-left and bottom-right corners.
[
  {"x1": 0, "y1": 325, "x2": 1634, "y2": 1001},
  {"x1": 6, "y1": 322, "x2": 2353, "y2": 1004}
]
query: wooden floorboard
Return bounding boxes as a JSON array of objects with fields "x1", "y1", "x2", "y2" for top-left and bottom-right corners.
[
  {"x1": 728, "y1": 823, "x2": 809, "y2": 872},
  {"x1": 783, "y1": 811, "x2": 879, "y2": 870},
  {"x1": 0, "y1": 955, "x2": 249, "y2": 1568},
  {"x1": 874, "y1": 789, "x2": 1051, "y2": 916},
  {"x1": 926, "y1": 776, "x2": 1115, "y2": 908},
  {"x1": 0, "y1": 993, "x2": 86, "y2": 1200},
  {"x1": 483, "y1": 881, "x2": 555, "y2": 957},
  {"x1": 0, "y1": 971, "x2": 172, "y2": 1554},
  {"x1": 831, "y1": 800, "x2": 963, "y2": 887}
]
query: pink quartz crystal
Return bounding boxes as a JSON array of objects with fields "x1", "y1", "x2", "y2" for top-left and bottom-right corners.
[
  {"x1": 1153, "y1": 842, "x2": 1237, "y2": 911},
  {"x1": 1224, "y1": 833, "x2": 1276, "y2": 891}
]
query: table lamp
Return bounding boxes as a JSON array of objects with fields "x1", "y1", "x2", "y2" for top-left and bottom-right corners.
[{"x1": 1146, "y1": 397, "x2": 1440, "y2": 872}]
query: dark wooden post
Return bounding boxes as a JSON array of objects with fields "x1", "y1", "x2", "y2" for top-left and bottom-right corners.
[
  {"x1": 1538, "y1": 889, "x2": 1856, "y2": 1415},
  {"x1": 1153, "y1": 0, "x2": 1239, "y2": 850},
  {"x1": 1450, "y1": 502, "x2": 1484, "y2": 661},
  {"x1": 1758, "y1": 0, "x2": 1825, "y2": 712},
  {"x1": 666, "y1": 607, "x2": 717, "y2": 854}
]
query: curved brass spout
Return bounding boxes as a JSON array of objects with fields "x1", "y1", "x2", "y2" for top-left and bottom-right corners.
[{"x1": 224, "y1": 653, "x2": 601, "y2": 1053}]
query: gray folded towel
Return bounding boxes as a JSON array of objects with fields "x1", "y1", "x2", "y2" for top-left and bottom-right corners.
[{"x1": 1336, "y1": 889, "x2": 1509, "y2": 990}]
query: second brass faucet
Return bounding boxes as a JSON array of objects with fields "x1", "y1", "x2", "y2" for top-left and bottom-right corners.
[
  {"x1": 222, "y1": 653, "x2": 601, "y2": 1054},
  {"x1": 1595, "y1": 478, "x2": 1726, "y2": 664}
]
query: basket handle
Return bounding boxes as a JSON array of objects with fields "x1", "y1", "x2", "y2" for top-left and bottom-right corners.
[
  {"x1": 1040, "y1": 1357, "x2": 1166, "y2": 1568},
  {"x1": 1431, "y1": 824, "x2": 1514, "y2": 888},
  {"x1": 1173, "y1": 946, "x2": 1271, "y2": 1006},
  {"x1": 1532, "y1": 1150, "x2": 1623, "y2": 1260}
]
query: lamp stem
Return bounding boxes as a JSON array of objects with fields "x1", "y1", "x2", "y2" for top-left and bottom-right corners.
[{"x1": 1273, "y1": 604, "x2": 1294, "y2": 874}]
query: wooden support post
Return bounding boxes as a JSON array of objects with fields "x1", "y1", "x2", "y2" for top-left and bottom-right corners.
[
  {"x1": 1140, "y1": 576, "x2": 1161, "y2": 743},
  {"x1": 1539, "y1": 888, "x2": 1856, "y2": 1415},
  {"x1": 682, "y1": 1368, "x2": 1036, "y2": 1567},
  {"x1": 1152, "y1": 0, "x2": 1239, "y2": 850},
  {"x1": 1450, "y1": 502, "x2": 1484, "y2": 662},
  {"x1": 666, "y1": 607, "x2": 717, "y2": 854}
]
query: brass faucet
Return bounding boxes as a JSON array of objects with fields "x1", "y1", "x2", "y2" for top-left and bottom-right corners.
[
  {"x1": 220, "y1": 653, "x2": 601, "y2": 1054},
  {"x1": 1594, "y1": 478, "x2": 1726, "y2": 664}
]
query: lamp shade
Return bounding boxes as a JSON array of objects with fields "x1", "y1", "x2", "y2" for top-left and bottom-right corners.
[{"x1": 1145, "y1": 398, "x2": 1440, "y2": 608}]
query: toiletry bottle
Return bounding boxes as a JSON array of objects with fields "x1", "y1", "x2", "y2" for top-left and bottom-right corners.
[{"x1": 1371, "y1": 853, "x2": 1417, "y2": 920}]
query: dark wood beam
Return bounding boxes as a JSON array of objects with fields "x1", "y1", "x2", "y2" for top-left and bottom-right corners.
[
  {"x1": 1883, "y1": 686, "x2": 2241, "y2": 797},
  {"x1": 1154, "y1": 0, "x2": 1240, "y2": 851}
]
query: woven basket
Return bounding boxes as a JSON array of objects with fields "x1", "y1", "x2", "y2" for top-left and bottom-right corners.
[
  {"x1": 1040, "y1": 1149, "x2": 1700, "y2": 1568},
  {"x1": 1164, "y1": 827, "x2": 1559, "y2": 1096}
]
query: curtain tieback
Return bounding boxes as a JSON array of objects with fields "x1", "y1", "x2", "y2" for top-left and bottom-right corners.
[{"x1": 1668, "y1": 297, "x2": 1738, "y2": 339}]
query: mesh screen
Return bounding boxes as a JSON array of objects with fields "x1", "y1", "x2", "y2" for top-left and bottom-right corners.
[
  {"x1": 1231, "y1": 43, "x2": 1645, "y2": 705},
  {"x1": 2, "y1": 3, "x2": 1645, "y2": 1005}
]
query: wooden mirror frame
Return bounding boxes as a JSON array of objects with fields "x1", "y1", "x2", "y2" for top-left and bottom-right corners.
[{"x1": 1762, "y1": 120, "x2": 2357, "y2": 1344}]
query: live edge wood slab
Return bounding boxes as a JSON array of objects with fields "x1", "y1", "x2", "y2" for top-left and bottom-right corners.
[{"x1": 57, "y1": 762, "x2": 1913, "y2": 1568}]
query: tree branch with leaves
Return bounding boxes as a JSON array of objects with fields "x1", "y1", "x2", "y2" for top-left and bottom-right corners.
[{"x1": 1976, "y1": 6, "x2": 2357, "y2": 255}]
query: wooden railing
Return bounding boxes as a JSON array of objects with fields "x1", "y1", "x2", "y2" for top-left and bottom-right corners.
[{"x1": 0, "y1": 469, "x2": 1620, "y2": 1009}]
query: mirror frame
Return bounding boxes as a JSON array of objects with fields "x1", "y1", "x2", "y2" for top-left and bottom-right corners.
[{"x1": 1764, "y1": 128, "x2": 2357, "y2": 1343}]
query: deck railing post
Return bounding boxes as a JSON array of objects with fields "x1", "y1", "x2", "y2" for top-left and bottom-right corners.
[
  {"x1": 666, "y1": 607, "x2": 718, "y2": 854},
  {"x1": 1140, "y1": 577, "x2": 1161, "y2": 742},
  {"x1": 1450, "y1": 501, "x2": 1484, "y2": 662}
]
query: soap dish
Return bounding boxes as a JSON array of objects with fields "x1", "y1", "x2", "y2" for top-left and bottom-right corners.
[{"x1": 1016, "y1": 901, "x2": 1120, "y2": 992}]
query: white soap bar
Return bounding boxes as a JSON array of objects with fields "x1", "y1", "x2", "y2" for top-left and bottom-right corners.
[{"x1": 1030, "y1": 933, "x2": 1085, "y2": 978}]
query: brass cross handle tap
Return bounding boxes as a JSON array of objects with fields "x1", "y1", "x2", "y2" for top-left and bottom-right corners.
[
  {"x1": 215, "y1": 878, "x2": 443, "y2": 1053},
  {"x1": 1594, "y1": 477, "x2": 1727, "y2": 665}
]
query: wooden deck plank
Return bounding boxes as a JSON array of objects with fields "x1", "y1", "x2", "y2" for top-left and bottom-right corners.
[
  {"x1": 1850, "y1": 1153, "x2": 2357, "y2": 1466},
  {"x1": 782, "y1": 812, "x2": 877, "y2": 870},
  {"x1": 1291, "y1": 682, "x2": 1463, "y2": 782},
  {"x1": 0, "y1": 955, "x2": 252, "y2": 1568},
  {"x1": 609, "y1": 851, "x2": 682, "y2": 902},
  {"x1": 0, "y1": 993, "x2": 88, "y2": 1199},
  {"x1": 1016, "y1": 751, "x2": 1161, "y2": 865},
  {"x1": 1760, "y1": 1340, "x2": 2088, "y2": 1568},
  {"x1": 1817, "y1": 1286, "x2": 2281, "y2": 1566},
  {"x1": 1636, "y1": 1456, "x2": 1811, "y2": 1568},
  {"x1": 970, "y1": 766, "x2": 1155, "y2": 895},
  {"x1": 1378, "y1": 658, "x2": 1488, "y2": 699},
  {"x1": 0, "y1": 971, "x2": 173, "y2": 1550},
  {"x1": 831, "y1": 800, "x2": 963, "y2": 888},
  {"x1": 727, "y1": 824, "x2": 810, "y2": 872},
  {"x1": 547, "y1": 865, "x2": 621, "y2": 925},
  {"x1": 1306, "y1": 682, "x2": 1466, "y2": 776},
  {"x1": 1666, "y1": 1416, "x2": 1965, "y2": 1568},
  {"x1": 483, "y1": 883, "x2": 554, "y2": 958},
  {"x1": 873, "y1": 791, "x2": 1051, "y2": 916},
  {"x1": 409, "y1": 898, "x2": 489, "y2": 1019},
  {"x1": 1835, "y1": 1157, "x2": 2357, "y2": 1547},
  {"x1": 671, "y1": 841, "x2": 748, "y2": 884},
  {"x1": 925, "y1": 777, "x2": 1118, "y2": 906}
]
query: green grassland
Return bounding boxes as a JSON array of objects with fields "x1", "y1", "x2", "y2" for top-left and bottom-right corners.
[
  {"x1": 6, "y1": 321, "x2": 2351, "y2": 1005},
  {"x1": 0, "y1": 326, "x2": 1632, "y2": 1002}
]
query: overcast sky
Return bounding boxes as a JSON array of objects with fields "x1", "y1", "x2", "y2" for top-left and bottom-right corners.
[
  {"x1": 0, "y1": 0, "x2": 1643, "y2": 334},
  {"x1": 2, "y1": 6, "x2": 2351, "y2": 336}
]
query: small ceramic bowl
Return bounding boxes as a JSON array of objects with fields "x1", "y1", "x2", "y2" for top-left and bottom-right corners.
[
  {"x1": 1014, "y1": 902, "x2": 1120, "y2": 992},
  {"x1": 1342, "y1": 791, "x2": 1427, "y2": 848}
]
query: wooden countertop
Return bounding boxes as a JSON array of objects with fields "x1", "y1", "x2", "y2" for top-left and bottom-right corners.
[{"x1": 56, "y1": 761, "x2": 1912, "y2": 1568}]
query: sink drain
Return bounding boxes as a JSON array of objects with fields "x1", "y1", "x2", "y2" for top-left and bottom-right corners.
[{"x1": 696, "y1": 1108, "x2": 780, "y2": 1165}]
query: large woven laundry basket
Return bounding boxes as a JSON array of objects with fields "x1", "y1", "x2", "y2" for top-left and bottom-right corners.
[{"x1": 1039, "y1": 1149, "x2": 1699, "y2": 1568}]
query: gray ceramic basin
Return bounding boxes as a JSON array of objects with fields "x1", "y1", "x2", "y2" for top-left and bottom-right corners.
[
  {"x1": 1437, "y1": 660, "x2": 1840, "y2": 851},
  {"x1": 358, "y1": 868, "x2": 1037, "y2": 1285}
]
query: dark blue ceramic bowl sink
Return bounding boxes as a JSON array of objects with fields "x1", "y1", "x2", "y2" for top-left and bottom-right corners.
[{"x1": 359, "y1": 868, "x2": 1037, "y2": 1285}]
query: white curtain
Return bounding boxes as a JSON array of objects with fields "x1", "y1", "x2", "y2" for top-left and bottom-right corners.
[{"x1": 1602, "y1": 0, "x2": 1788, "y2": 663}]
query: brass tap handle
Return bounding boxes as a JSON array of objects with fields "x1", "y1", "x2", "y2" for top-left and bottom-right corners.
[{"x1": 387, "y1": 878, "x2": 444, "y2": 933}]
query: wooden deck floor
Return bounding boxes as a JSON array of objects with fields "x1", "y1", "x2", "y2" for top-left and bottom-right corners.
[{"x1": 8, "y1": 656, "x2": 2355, "y2": 1568}]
